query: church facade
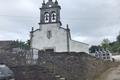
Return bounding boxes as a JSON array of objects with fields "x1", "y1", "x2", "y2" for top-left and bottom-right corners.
[{"x1": 30, "y1": 0, "x2": 89, "y2": 53}]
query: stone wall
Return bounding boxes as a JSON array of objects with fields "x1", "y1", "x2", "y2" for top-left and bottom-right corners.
[
  {"x1": 1, "y1": 51, "x2": 117, "y2": 80},
  {"x1": 11, "y1": 66, "x2": 56, "y2": 80},
  {"x1": 36, "y1": 52, "x2": 118, "y2": 80}
]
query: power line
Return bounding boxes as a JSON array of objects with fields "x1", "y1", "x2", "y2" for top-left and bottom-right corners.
[{"x1": 0, "y1": 15, "x2": 39, "y2": 18}]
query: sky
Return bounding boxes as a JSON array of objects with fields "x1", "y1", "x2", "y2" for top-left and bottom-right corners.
[{"x1": 0, "y1": 0, "x2": 120, "y2": 45}]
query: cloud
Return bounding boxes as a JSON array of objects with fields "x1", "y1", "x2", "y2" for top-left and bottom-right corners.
[
  {"x1": 61, "y1": 0, "x2": 120, "y2": 45},
  {"x1": 0, "y1": 0, "x2": 119, "y2": 45}
]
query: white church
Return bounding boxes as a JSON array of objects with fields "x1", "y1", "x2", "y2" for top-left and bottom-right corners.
[{"x1": 30, "y1": 0, "x2": 89, "y2": 53}]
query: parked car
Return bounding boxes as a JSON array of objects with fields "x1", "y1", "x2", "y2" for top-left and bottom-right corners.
[{"x1": 0, "y1": 64, "x2": 14, "y2": 80}]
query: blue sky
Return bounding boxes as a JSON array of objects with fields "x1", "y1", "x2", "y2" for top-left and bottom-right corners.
[{"x1": 0, "y1": 0, "x2": 120, "y2": 45}]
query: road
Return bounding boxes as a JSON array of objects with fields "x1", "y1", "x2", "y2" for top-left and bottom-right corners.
[{"x1": 96, "y1": 65, "x2": 120, "y2": 80}]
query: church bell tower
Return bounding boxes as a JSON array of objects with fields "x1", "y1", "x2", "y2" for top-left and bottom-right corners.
[
  {"x1": 39, "y1": 0, "x2": 62, "y2": 25},
  {"x1": 40, "y1": 0, "x2": 61, "y2": 25}
]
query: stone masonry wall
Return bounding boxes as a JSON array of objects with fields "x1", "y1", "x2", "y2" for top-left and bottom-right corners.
[
  {"x1": 0, "y1": 51, "x2": 118, "y2": 80},
  {"x1": 36, "y1": 51, "x2": 118, "y2": 80}
]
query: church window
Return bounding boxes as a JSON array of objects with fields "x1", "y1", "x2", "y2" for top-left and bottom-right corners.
[
  {"x1": 44, "y1": 12, "x2": 49, "y2": 23},
  {"x1": 51, "y1": 12, "x2": 56, "y2": 22},
  {"x1": 47, "y1": 30, "x2": 52, "y2": 39}
]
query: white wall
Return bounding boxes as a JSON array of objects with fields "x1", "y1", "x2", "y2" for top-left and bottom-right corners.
[
  {"x1": 70, "y1": 40, "x2": 89, "y2": 53},
  {"x1": 112, "y1": 55, "x2": 120, "y2": 62},
  {"x1": 31, "y1": 23, "x2": 89, "y2": 53},
  {"x1": 31, "y1": 23, "x2": 68, "y2": 52}
]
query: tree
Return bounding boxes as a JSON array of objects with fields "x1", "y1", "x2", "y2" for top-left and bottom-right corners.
[
  {"x1": 101, "y1": 38, "x2": 111, "y2": 50},
  {"x1": 11, "y1": 40, "x2": 30, "y2": 50},
  {"x1": 117, "y1": 33, "x2": 120, "y2": 42},
  {"x1": 98, "y1": 32, "x2": 120, "y2": 55},
  {"x1": 26, "y1": 40, "x2": 31, "y2": 47},
  {"x1": 89, "y1": 46, "x2": 101, "y2": 53}
]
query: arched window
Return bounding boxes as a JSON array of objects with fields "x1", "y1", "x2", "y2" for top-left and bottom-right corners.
[
  {"x1": 44, "y1": 12, "x2": 49, "y2": 23},
  {"x1": 51, "y1": 12, "x2": 56, "y2": 22}
]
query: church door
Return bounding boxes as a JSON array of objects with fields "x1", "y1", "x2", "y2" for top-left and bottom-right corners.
[{"x1": 45, "y1": 49, "x2": 54, "y2": 52}]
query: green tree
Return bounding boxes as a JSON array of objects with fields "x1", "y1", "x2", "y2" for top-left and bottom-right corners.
[
  {"x1": 110, "y1": 42, "x2": 119, "y2": 53},
  {"x1": 101, "y1": 38, "x2": 111, "y2": 50},
  {"x1": 11, "y1": 40, "x2": 30, "y2": 50},
  {"x1": 100, "y1": 32, "x2": 120, "y2": 55},
  {"x1": 117, "y1": 33, "x2": 120, "y2": 42},
  {"x1": 89, "y1": 46, "x2": 101, "y2": 53},
  {"x1": 26, "y1": 40, "x2": 31, "y2": 47}
]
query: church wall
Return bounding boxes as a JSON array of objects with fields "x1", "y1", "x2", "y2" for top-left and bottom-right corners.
[
  {"x1": 70, "y1": 40, "x2": 89, "y2": 53},
  {"x1": 31, "y1": 24, "x2": 68, "y2": 52},
  {"x1": 31, "y1": 23, "x2": 89, "y2": 53}
]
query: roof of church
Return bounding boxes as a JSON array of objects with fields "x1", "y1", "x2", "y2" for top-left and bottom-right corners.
[{"x1": 71, "y1": 40, "x2": 89, "y2": 45}]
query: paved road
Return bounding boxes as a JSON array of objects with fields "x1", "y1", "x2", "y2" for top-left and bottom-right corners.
[{"x1": 96, "y1": 65, "x2": 120, "y2": 80}]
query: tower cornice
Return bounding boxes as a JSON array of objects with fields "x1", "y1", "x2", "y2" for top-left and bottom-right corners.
[{"x1": 40, "y1": 6, "x2": 61, "y2": 10}]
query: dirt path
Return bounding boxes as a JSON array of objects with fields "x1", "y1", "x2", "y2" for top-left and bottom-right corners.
[{"x1": 96, "y1": 65, "x2": 120, "y2": 80}]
